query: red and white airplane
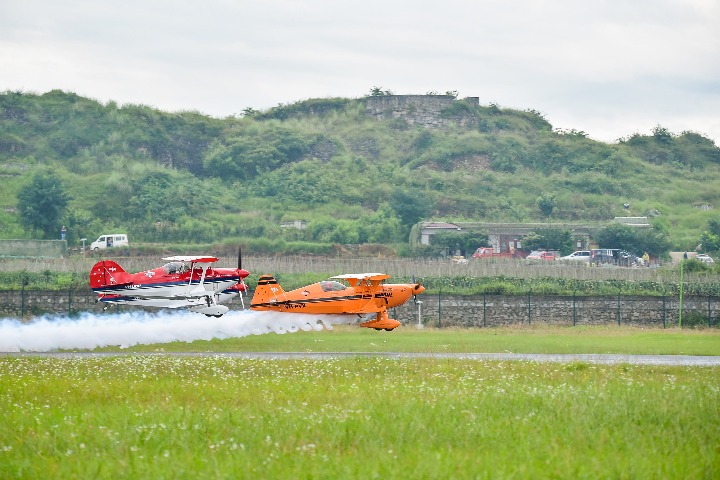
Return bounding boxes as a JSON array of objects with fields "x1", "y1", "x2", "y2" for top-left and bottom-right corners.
[{"x1": 89, "y1": 255, "x2": 250, "y2": 317}]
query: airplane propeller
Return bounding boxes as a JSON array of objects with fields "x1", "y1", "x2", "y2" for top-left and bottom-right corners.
[
  {"x1": 236, "y1": 245, "x2": 246, "y2": 308},
  {"x1": 411, "y1": 275, "x2": 423, "y2": 304},
  {"x1": 412, "y1": 275, "x2": 424, "y2": 329}
]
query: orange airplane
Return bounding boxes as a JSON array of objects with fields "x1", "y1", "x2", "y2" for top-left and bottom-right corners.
[{"x1": 250, "y1": 273, "x2": 425, "y2": 330}]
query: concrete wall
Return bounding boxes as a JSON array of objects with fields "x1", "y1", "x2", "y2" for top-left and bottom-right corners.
[{"x1": 2, "y1": 290, "x2": 717, "y2": 328}]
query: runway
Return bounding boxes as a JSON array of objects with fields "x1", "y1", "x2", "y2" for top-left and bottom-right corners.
[{"x1": 4, "y1": 351, "x2": 719, "y2": 366}]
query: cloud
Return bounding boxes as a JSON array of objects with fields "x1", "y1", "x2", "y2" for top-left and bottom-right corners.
[{"x1": 1, "y1": 0, "x2": 718, "y2": 143}]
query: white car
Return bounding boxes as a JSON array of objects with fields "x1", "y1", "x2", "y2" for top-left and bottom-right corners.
[
  {"x1": 695, "y1": 254, "x2": 714, "y2": 264},
  {"x1": 559, "y1": 251, "x2": 591, "y2": 262},
  {"x1": 452, "y1": 255, "x2": 469, "y2": 264}
]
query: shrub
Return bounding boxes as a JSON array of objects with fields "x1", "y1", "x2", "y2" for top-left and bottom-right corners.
[{"x1": 680, "y1": 311, "x2": 713, "y2": 329}]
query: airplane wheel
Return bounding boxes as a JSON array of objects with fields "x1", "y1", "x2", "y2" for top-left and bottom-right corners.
[
  {"x1": 385, "y1": 328, "x2": 394, "y2": 331},
  {"x1": 374, "y1": 328, "x2": 381, "y2": 331}
]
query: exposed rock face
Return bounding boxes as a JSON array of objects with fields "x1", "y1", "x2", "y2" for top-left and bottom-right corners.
[{"x1": 365, "y1": 95, "x2": 480, "y2": 128}]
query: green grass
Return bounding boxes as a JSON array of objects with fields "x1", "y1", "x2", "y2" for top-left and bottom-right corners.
[
  {"x1": 1, "y1": 355, "x2": 718, "y2": 479},
  {"x1": 95, "y1": 325, "x2": 720, "y2": 356}
]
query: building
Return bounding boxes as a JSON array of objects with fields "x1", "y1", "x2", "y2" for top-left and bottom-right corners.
[
  {"x1": 416, "y1": 221, "x2": 594, "y2": 253},
  {"x1": 418, "y1": 222, "x2": 462, "y2": 245}
]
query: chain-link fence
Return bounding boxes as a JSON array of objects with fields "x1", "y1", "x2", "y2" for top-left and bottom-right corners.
[{"x1": 1, "y1": 289, "x2": 717, "y2": 329}]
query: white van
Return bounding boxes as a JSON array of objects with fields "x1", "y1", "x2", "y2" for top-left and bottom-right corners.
[{"x1": 90, "y1": 234, "x2": 129, "y2": 250}]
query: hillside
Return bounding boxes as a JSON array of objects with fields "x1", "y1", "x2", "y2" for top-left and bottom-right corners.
[{"x1": 1, "y1": 89, "x2": 719, "y2": 253}]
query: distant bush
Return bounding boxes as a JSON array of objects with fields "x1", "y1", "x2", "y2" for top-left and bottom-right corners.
[
  {"x1": 256, "y1": 98, "x2": 355, "y2": 121},
  {"x1": 681, "y1": 311, "x2": 715, "y2": 329},
  {"x1": 682, "y1": 259, "x2": 713, "y2": 273}
]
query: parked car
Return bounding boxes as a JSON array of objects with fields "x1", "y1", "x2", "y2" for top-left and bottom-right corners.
[
  {"x1": 591, "y1": 248, "x2": 620, "y2": 265},
  {"x1": 472, "y1": 247, "x2": 494, "y2": 258},
  {"x1": 472, "y1": 247, "x2": 518, "y2": 259},
  {"x1": 695, "y1": 254, "x2": 715, "y2": 264},
  {"x1": 526, "y1": 250, "x2": 555, "y2": 261},
  {"x1": 617, "y1": 250, "x2": 643, "y2": 267},
  {"x1": 559, "y1": 250, "x2": 591, "y2": 262},
  {"x1": 452, "y1": 255, "x2": 469, "y2": 264}
]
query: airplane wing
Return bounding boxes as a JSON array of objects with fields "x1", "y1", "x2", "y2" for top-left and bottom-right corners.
[
  {"x1": 112, "y1": 290, "x2": 213, "y2": 300},
  {"x1": 162, "y1": 256, "x2": 219, "y2": 263},
  {"x1": 331, "y1": 273, "x2": 391, "y2": 282}
]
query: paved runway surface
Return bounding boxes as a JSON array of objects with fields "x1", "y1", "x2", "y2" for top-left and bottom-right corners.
[{"x1": 4, "y1": 352, "x2": 720, "y2": 366}]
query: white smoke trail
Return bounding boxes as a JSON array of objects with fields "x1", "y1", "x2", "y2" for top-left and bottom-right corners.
[{"x1": 0, "y1": 310, "x2": 359, "y2": 352}]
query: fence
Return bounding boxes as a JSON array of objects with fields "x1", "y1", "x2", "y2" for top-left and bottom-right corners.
[
  {"x1": 390, "y1": 292, "x2": 719, "y2": 329},
  {"x1": 1, "y1": 289, "x2": 717, "y2": 329}
]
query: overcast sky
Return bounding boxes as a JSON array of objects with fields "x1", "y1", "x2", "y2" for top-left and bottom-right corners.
[{"x1": 2, "y1": 0, "x2": 719, "y2": 144}]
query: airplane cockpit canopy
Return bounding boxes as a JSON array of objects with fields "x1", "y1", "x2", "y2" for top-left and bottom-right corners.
[
  {"x1": 320, "y1": 280, "x2": 347, "y2": 292},
  {"x1": 163, "y1": 262, "x2": 189, "y2": 274}
]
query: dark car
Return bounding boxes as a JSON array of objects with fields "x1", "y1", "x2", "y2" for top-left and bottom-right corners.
[{"x1": 591, "y1": 249, "x2": 620, "y2": 265}]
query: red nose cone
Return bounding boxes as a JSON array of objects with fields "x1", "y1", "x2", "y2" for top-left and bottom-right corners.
[{"x1": 237, "y1": 269, "x2": 250, "y2": 278}]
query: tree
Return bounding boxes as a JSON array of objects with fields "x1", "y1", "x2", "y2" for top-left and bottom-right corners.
[
  {"x1": 595, "y1": 223, "x2": 670, "y2": 257},
  {"x1": 521, "y1": 233, "x2": 544, "y2": 252},
  {"x1": 17, "y1": 171, "x2": 70, "y2": 239},
  {"x1": 634, "y1": 228, "x2": 671, "y2": 258},
  {"x1": 369, "y1": 86, "x2": 393, "y2": 96},
  {"x1": 391, "y1": 189, "x2": 433, "y2": 231},
  {"x1": 430, "y1": 230, "x2": 488, "y2": 257},
  {"x1": 536, "y1": 193, "x2": 556, "y2": 217},
  {"x1": 361, "y1": 204, "x2": 404, "y2": 243},
  {"x1": 202, "y1": 127, "x2": 313, "y2": 181},
  {"x1": 595, "y1": 223, "x2": 637, "y2": 251},
  {"x1": 699, "y1": 219, "x2": 720, "y2": 252},
  {"x1": 522, "y1": 228, "x2": 572, "y2": 254}
]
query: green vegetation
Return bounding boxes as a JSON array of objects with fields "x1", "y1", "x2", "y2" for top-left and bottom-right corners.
[
  {"x1": 1, "y1": 354, "x2": 717, "y2": 478},
  {"x1": 4, "y1": 268, "x2": 720, "y2": 296},
  {"x1": 1, "y1": 90, "x2": 719, "y2": 256},
  {"x1": 101, "y1": 324, "x2": 720, "y2": 355},
  {"x1": 16, "y1": 170, "x2": 70, "y2": 238},
  {"x1": 2, "y1": 252, "x2": 719, "y2": 295}
]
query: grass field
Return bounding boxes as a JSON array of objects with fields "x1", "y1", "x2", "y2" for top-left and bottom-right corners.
[
  {"x1": 1, "y1": 351, "x2": 718, "y2": 479},
  {"x1": 2, "y1": 327, "x2": 719, "y2": 478},
  {"x1": 97, "y1": 325, "x2": 720, "y2": 356}
]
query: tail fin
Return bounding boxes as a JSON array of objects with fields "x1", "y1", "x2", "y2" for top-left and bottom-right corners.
[
  {"x1": 250, "y1": 274, "x2": 286, "y2": 308},
  {"x1": 89, "y1": 260, "x2": 133, "y2": 289}
]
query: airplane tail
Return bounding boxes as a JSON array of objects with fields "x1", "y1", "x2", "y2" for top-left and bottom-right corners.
[
  {"x1": 250, "y1": 274, "x2": 286, "y2": 307},
  {"x1": 89, "y1": 260, "x2": 133, "y2": 289}
]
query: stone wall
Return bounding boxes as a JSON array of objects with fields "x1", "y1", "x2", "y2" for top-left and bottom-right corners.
[
  {"x1": 0, "y1": 289, "x2": 99, "y2": 318},
  {"x1": 365, "y1": 95, "x2": 480, "y2": 128},
  {"x1": 2, "y1": 290, "x2": 717, "y2": 328},
  {"x1": 393, "y1": 294, "x2": 719, "y2": 328}
]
